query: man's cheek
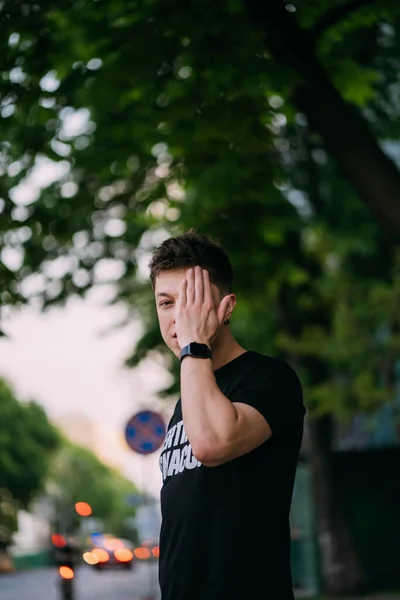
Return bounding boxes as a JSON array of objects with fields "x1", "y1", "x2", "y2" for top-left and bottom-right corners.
[{"x1": 159, "y1": 321, "x2": 170, "y2": 340}]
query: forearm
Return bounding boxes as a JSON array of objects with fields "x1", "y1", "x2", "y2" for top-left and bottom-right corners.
[{"x1": 180, "y1": 357, "x2": 238, "y2": 462}]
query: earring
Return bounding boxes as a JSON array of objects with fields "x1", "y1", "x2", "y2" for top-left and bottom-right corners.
[{"x1": 224, "y1": 319, "x2": 230, "y2": 325}]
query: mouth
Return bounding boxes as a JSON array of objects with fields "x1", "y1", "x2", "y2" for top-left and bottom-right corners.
[{"x1": 172, "y1": 334, "x2": 177, "y2": 339}]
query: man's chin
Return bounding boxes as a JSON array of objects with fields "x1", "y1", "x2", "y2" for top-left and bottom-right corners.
[
  {"x1": 169, "y1": 339, "x2": 181, "y2": 358},
  {"x1": 170, "y1": 347, "x2": 181, "y2": 359}
]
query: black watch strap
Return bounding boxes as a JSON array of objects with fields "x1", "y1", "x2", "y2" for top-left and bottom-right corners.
[{"x1": 180, "y1": 342, "x2": 212, "y2": 363}]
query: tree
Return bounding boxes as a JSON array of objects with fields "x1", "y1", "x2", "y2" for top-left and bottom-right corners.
[
  {"x1": 2, "y1": 0, "x2": 400, "y2": 593},
  {"x1": 244, "y1": 0, "x2": 400, "y2": 234},
  {"x1": 1, "y1": 1, "x2": 400, "y2": 309},
  {"x1": 48, "y1": 440, "x2": 139, "y2": 540},
  {"x1": 0, "y1": 378, "x2": 60, "y2": 545}
]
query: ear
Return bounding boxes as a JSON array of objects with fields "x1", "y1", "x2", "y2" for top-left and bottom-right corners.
[{"x1": 217, "y1": 294, "x2": 236, "y2": 325}]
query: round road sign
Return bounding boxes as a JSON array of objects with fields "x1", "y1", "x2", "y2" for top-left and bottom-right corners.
[{"x1": 124, "y1": 410, "x2": 166, "y2": 455}]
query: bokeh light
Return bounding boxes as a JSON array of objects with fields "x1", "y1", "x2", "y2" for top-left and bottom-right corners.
[
  {"x1": 91, "y1": 547, "x2": 109, "y2": 562},
  {"x1": 104, "y1": 537, "x2": 124, "y2": 551},
  {"x1": 114, "y1": 548, "x2": 133, "y2": 562},
  {"x1": 59, "y1": 566, "x2": 74, "y2": 579},
  {"x1": 51, "y1": 533, "x2": 66, "y2": 548},
  {"x1": 82, "y1": 551, "x2": 99, "y2": 565},
  {"x1": 75, "y1": 501, "x2": 92, "y2": 516},
  {"x1": 134, "y1": 547, "x2": 151, "y2": 560}
]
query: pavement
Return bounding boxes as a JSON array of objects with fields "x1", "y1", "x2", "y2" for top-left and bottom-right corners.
[
  {"x1": 1, "y1": 566, "x2": 398, "y2": 600},
  {"x1": 342, "y1": 597, "x2": 400, "y2": 600},
  {"x1": 304, "y1": 596, "x2": 400, "y2": 600},
  {"x1": 0, "y1": 561, "x2": 160, "y2": 600}
]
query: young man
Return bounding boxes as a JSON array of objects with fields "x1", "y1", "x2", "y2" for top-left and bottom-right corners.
[{"x1": 150, "y1": 230, "x2": 305, "y2": 600}]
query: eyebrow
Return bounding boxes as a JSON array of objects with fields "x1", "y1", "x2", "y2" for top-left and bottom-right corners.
[{"x1": 156, "y1": 292, "x2": 173, "y2": 298}]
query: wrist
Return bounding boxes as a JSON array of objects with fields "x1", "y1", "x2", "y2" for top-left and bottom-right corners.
[
  {"x1": 179, "y1": 341, "x2": 212, "y2": 364},
  {"x1": 180, "y1": 339, "x2": 211, "y2": 350},
  {"x1": 180, "y1": 355, "x2": 212, "y2": 372}
]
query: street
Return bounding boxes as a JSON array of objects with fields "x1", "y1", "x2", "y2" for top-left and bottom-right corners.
[{"x1": 0, "y1": 562, "x2": 160, "y2": 600}]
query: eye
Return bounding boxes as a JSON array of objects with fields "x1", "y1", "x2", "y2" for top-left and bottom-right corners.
[{"x1": 159, "y1": 301, "x2": 173, "y2": 308}]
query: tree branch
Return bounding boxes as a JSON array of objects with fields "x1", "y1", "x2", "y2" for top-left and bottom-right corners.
[
  {"x1": 311, "y1": 0, "x2": 379, "y2": 39},
  {"x1": 243, "y1": 0, "x2": 400, "y2": 235}
]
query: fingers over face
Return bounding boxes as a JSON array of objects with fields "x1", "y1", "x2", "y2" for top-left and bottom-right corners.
[
  {"x1": 183, "y1": 266, "x2": 214, "y2": 306},
  {"x1": 178, "y1": 277, "x2": 187, "y2": 307},
  {"x1": 194, "y1": 266, "x2": 204, "y2": 303},
  {"x1": 202, "y1": 269, "x2": 213, "y2": 305},
  {"x1": 185, "y1": 268, "x2": 195, "y2": 304}
]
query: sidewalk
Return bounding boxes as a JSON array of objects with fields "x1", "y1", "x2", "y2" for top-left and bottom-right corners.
[
  {"x1": 310, "y1": 592, "x2": 400, "y2": 600},
  {"x1": 347, "y1": 596, "x2": 400, "y2": 600},
  {"x1": 301, "y1": 595, "x2": 400, "y2": 600}
]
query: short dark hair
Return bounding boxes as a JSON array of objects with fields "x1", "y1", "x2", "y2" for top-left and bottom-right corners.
[{"x1": 149, "y1": 229, "x2": 234, "y2": 294}]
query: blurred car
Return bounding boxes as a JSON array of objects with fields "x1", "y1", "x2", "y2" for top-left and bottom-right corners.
[{"x1": 83, "y1": 536, "x2": 135, "y2": 571}]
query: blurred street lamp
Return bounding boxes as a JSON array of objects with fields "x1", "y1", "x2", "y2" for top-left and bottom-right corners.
[{"x1": 74, "y1": 502, "x2": 92, "y2": 517}]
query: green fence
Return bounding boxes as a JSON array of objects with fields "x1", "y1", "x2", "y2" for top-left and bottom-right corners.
[
  {"x1": 290, "y1": 463, "x2": 321, "y2": 596},
  {"x1": 12, "y1": 550, "x2": 52, "y2": 570}
]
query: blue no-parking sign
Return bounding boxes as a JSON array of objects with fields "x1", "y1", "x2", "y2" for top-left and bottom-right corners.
[{"x1": 124, "y1": 410, "x2": 166, "y2": 455}]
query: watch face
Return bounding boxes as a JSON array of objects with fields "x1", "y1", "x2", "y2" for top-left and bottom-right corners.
[{"x1": 189, "y1": 342, "x2": 210, "y2": 358}]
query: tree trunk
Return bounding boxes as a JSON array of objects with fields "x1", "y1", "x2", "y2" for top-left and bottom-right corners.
[
  {"x1": 244, "y1": 0, "x2": 400, "y2": 236},
  {"x1": 277, "y1": 274, "x2": 365, "y2": 594},
  {"x1": 306, "y1": 416, "x2": 365, "y2": 595}
]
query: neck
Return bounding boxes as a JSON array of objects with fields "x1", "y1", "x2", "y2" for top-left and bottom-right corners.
[{"x1": 211, "y1": 329, "x2": 247, "y2": 371}]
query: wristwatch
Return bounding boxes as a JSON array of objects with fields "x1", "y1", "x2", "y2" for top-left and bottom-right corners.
[{"x1": 180, "y1": 342, "x2": 212, "y2": 364}]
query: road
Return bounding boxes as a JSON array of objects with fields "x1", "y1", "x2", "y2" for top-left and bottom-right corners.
[{"x1": 0, "y1": 562, "x2": 160, "y2": 600}]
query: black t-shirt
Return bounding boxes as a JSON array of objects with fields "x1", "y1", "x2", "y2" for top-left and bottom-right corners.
[{"x1": 158, "y1": 351, "x2": 305, "y2": 600}]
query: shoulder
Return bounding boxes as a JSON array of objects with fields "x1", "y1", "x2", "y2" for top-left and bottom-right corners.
[
  {"x1": 243, "y1": 352, "x2": 301, "y2": 385},
  {"x1": 238, "y1": 352, "x2": 303, "y2": 405},
  {"x1": 231, "y1": 353, "x2": 305, "y2": 436}
]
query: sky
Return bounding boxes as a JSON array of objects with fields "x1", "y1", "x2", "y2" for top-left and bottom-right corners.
[{"x1": 0, "y1": 287, "x2": 175, "y2": 498}]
